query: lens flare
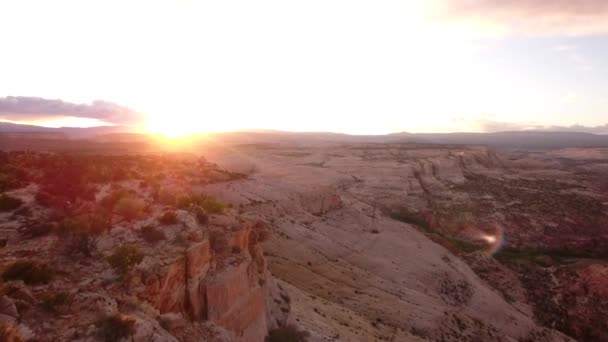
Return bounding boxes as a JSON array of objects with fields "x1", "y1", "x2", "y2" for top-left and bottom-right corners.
[{"x1": 481, "y1": 224, "x2": 505, "y2": 255}]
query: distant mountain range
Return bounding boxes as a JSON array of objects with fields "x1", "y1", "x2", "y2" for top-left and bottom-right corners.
[
  {"x1": 2, "y1": 121, "x2": 608, "y2": 150},
  {"x1": 0, "y1": 121, "x2": 132, "y2": 138}
]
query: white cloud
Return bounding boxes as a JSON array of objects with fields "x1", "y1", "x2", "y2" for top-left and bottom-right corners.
[{"x1": 436, "y1": 0, "x2": 608, "y2": 36}]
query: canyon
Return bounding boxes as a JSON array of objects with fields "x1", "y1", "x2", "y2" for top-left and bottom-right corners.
[{"x1": 1, "y1": 138, "x2": 607, "y2": 341}]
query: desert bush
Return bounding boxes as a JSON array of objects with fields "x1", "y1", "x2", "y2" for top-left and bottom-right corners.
[
  {"x1": 266, "y1": 325, "x2": 310, "y2": 342},
  {"x1": 96, "y1": 314, "x2": 136, "y2": 342},
  {"x1": 40, "y1": 291, "x2": 71, "y2": 312},
  {"x1": 38, "y1": 158, "x2": 96, "y2": 204},
  {"x1": 64, "y1": 234, "x2": 96, "y2": 257},
  {"x1": 201, "y1": 197, "x2": 225, "y2": 214},
  {"x1": 107, "y1": 245, "x2": 144, "y2": 275},
  {"x1": 0, "y1": 166, "x2": 28, "y2": 193},
  {"x1": 158, "y1": 210, "x2": 178, "y2": 225},
  {"x1": 0, "y1": 194, "x2": 23, "y2": 212},
  {"x1": 157, "y1": 188, "x2": 176, "y2": 206},
  {"x1": 57, "y1": 213, "x2": 111, "y2": 236},
  {"x1": 100, "y1": 188, "x2": 130, "y2": 210},
  {"x1": 1, "y1": 260, "x2": 53, "y2": 285},
  {"x1": 85, "y1": 164, "x2": 112, "y2": 183},
  {"x1": 114, "y1": 197, "x2": 145, "y2": 221},
  {"x1": 177, "y1": 193, "x2": 225, "y2": 214},
  {"x1": 141, "y1": 225, "x2": 165, "y2": 243}
]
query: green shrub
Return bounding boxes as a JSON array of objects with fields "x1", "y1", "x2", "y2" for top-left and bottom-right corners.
[
  {"x1": 158, "y1": 210, "x2": 178, "y2": 225},
  {"x1": 57, "y1": 214, "x2": 111, "y2": 236},
  {"x1": 107, "y1": 245, "x2": 144, "y2": 275},
  {"x1": 201, "y1": 197, "x2": 225, "y2": 214},
  {"x1": 96, "y1": 314, "x2": 136, "y2": 342},
  {"x1": 114, "y1": 197, "x2": 145, "y2": 221},
  {"x1": 178, "y1": 193, "x2": 225, "y2": 214},
  {"x1": 141, "y1": 225, "x2": 165, "y2": 243},
  {"x1": 0, "y1": 194, "x2": 23, "y2": 212},
  {"x1": 2, "y1": 260, "x2": 53, "y2": 285},
  {"x1": 266, "y1": 325, "x2": 310, "y2": 342}
]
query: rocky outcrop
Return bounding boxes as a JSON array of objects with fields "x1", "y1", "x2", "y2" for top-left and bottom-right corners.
[
  {"x1": 0, "y1": 153, "x2": 286, "y2": 342},
  {"x1": 131, "y1": 214, "x2": 275, "y2": 341},
  {"x1": 204, "y1": 143, "x2": 602, "y2": 342}
]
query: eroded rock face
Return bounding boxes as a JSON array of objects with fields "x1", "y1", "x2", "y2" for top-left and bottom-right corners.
[
  {"x1": 201, "y1": 142, "x2": 607, "y2": 342},
  {"x1": 0, "y1": 152, "x2": 283, "y2": 342},
  {"x1": 130, "y1": 215, "x2": 273, "y2": 341}
]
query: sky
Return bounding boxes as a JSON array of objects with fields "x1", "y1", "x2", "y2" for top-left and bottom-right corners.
[{"x1": 0, "y1": 0, "x2": 607, "y2": 136}]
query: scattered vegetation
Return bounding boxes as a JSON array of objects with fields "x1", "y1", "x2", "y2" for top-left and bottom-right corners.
[
  {"x1": 387, "y1": 207, "x2": 482, "y2": 253},
  {"x1": 266, "y1": 325, "x2": 310, "y2": 342},
  {"x1": 443, "y1": 236, "x2": 481, "y2": 253},
  {"x1": 0, "y1": 168, "x2": 27, "y2": 193},
  {"x1": 158, "y1": 210, "x2": 178, "y2": 225},
  {"x1": 201, "y1": 196, "x2": 225, "y2": 214},
  {"x1": 54, "y1": 214, "x2": 111, "y2": 256},
  {"x1": 100, "y1": 188, "x2": 130, "y2": 210},
  {"x1": 0, "y1": 194, "x2": 23, "y2": 212},
  {"x1": 107, "y1": 245, "x2": 144, "y2": 275},
  {"x1": 1, "y1": 260, "x2": 53, "y2": 285},
  {"x1": 114, "y1": 196, "x2": 145, "y2": 221},
  {"x1": 495, "y1": 247, "x2": 608, "y2": 265},
  {"x1": 387, "y1": 208, "x2": 431, "y2": 231},
  {"x1": 157, "y1": 188, "x2": 177, "y2": 206},
  {"x1": 140, "y1": 225, "x2": 166, "y2": 243},
  {"x1": 96, "y1": 314, "x2": 136, "y2": 342},
  {"x1": 173, "y1": 193, "x2": 226, "y2": 214},
  {"x1": 57, "y1": 213, "x2": 112, "y2": 236}
]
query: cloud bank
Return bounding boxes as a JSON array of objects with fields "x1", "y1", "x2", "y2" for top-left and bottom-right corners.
[
  {"x1": 438, "y1": 0, "x2": 608, "y2": 35},
  {"x1": 0, "y1": 96, "x2": 141, "y2": 125}
]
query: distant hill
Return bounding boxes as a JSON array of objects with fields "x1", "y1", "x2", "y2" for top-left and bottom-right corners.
[
  {"x1": 0, "y1": 122, "x2": 133, "y2": 138},
  {"x1": 387, "y1": 131, "x2": 608, "y2": 150},
  {"x1": 2, "y1": 121, "x2": 608, "y2": 150}
]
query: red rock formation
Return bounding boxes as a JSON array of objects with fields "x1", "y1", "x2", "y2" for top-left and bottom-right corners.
[{"x1": 136, "y1": 219, "x2": 272, "y2": 341}]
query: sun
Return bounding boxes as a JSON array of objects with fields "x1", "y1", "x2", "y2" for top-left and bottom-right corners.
[{"x1": 145, "y1": 115, "x2": 203, "y2": 138}]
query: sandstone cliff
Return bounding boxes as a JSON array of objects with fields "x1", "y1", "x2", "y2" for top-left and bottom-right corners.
[{"x1": 0, "y1": 152, "x2": 289, "y2": 342}]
